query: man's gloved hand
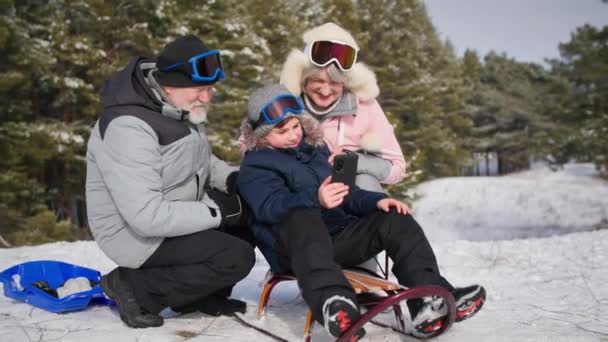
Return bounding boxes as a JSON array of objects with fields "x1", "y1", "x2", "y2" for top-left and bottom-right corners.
[
  {"x1": 206, "y1": 188, "x2": 250, "y2": 230},
  {"x1": 226, "y1": 171, "x2": 239, "y2": 195}
]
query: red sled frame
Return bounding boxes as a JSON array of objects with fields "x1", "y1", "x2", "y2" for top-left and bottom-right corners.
[{"x1": 257, "y1": 269, "x2": 456, "y2": 341}]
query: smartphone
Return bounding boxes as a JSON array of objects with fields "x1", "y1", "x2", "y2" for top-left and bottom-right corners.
[{"x1": 331, "y1": 153, "x2": 358, "y2": 189}]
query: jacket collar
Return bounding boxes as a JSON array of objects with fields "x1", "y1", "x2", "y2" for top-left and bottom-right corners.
[
  {"x1": 280, "y1": 140, "x2": 316, "y2": 161},
  {"x1": 304, "y1": 91, "x2": 358, "y2": 120}
]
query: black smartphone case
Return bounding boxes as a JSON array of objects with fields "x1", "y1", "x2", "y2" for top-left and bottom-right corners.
[{"x1": 331, "y1": 153, "x2": 358, "y2": 189}]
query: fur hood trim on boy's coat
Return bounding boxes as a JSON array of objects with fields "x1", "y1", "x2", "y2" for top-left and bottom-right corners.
[
  {"x1": 279, "y1": 23, "x2": 380, "y2": 101},
  {"x1": 240, "y1": 113, "x2": 325, "y2": 152}
]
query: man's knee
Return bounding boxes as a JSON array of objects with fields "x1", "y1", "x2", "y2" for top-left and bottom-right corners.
[
  {"x1": 221, "y1": 237, "x2": 256, "y2": 279},
  {"x1": 236, "y1": 240, "x2": 256, "y2": 277}
]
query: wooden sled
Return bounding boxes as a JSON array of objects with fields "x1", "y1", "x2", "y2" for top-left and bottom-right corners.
[{"x1": 257, "y1": 268, "x2": 456, "y2": 341}]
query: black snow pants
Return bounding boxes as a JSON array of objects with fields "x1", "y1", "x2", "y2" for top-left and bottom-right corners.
[
  {"x1": 274, "y1": 208, "x2": 453, "y2": 322},
  {"x1": 122, "y1": 227, "x2": 256, "y2": 315}
]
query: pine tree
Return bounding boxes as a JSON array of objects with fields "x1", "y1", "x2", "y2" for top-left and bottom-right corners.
[
  {"x1": 462, "y1": 49, "x2": 482, "y2": 90},
  {"x1": 548, "y1": 24, "x2": 608, "y2": 175},
  {"x1": 0, "y1": 0, "x2": 160, "y2": 244},
  {"x1": 462, "y1": 51, "x2": 564, "y2": 174},
  {"x1": 354, "y1": 0, "x2": 471, "y2": 184},
  {"x1": 5, "y1": 0, "x2": 538, "y2": 245}
]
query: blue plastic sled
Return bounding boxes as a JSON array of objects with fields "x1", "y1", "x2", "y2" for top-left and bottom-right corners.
[{"x1": 0, "y1": 260, "x2": 113, "y2": 313}]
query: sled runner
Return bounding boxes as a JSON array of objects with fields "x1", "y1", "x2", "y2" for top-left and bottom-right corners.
[
  {"x1": 0, "y1": 260, "x2": 113, "y2": 313},
  {"x1": 256, "y1": 267, "x2": 456, "y2": 341}
]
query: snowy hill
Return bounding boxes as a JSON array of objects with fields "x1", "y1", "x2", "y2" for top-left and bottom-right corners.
[
  {"x1": 413, "y1": 163, "x2": 608, "y2": 242},
  {"x1": 1, "y1": 164, "x2": 607, "y2": 341}
]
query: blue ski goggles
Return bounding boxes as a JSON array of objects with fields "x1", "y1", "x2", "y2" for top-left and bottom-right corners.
[
  {"x1": 254, "y1": 94, "x2": 304, "y2": 127},
  {"x1": 160, "y1": 50, "x2": 225, "y2": 83}
]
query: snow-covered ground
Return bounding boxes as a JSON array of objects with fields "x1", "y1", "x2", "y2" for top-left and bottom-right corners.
[
  {"x1": 1, "y1": 163, "x2": 607, "y2": 341},
  {"x1": 413, "y1": 162, "x2": 608, "y2": 242}
]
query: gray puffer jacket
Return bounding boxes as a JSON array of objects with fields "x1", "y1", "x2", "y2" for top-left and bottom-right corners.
[{"x1": 86, "y1": 57, "x2": 236, "y2": 268}]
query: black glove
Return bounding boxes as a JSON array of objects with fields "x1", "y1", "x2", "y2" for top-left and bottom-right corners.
[
  {"x1": 226, "y1": 171, "x2": 239, "y2": 195},
  {"x1": 207, "y1": 188, "x2": 250, "y2": 230}
]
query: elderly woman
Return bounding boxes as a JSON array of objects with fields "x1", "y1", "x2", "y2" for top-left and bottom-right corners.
[{"x1": 280, "y1": 22, "x2": 406, "y2": 193}]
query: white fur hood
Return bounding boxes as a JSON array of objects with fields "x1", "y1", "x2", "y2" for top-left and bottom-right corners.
[{"x1": 280, "y1": 23, "x2": 380, "y2": 101}]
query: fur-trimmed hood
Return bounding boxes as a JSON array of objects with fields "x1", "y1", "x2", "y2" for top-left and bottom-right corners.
[
  {"x1": 280, "y1": 23, "x2": 379, "y2": 101},
  {"x1": 240, "y1": 113, "x2": 325, "y2": 152}
]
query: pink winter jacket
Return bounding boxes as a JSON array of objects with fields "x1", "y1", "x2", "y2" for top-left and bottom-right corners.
[{"x1": 319, "y1": 98, "x2": 406, "y2": 184}]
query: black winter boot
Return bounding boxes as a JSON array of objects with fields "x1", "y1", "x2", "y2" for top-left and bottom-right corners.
[
  {"x1": 100, "y1": 268, "x2": 164, "y2": 328},
  {"x1": 453, "y1": 285, "x2": 486, "y2": 322},
  {"x1": 196, "y1": 295, "x2": 247, "y2": 316},
  {"x1": 407, "y1": 296, "x2": 448, "y2": 338},
  {"x1": 322, "y1": 295, "x2": 366, "y2": 340}
]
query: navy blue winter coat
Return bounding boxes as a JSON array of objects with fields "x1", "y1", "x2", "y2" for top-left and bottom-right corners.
[{"x1": 237, "y1": 136, "x2": 387, "y2": 273}]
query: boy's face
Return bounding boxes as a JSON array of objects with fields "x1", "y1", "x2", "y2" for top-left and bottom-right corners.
[{"x1": 263, "y1": 117, "x2": 303, "y2": 149}]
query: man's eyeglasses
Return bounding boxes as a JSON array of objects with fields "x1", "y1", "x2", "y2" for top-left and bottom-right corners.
[{"x1": 161, "y1": 50, "x2": 225, "y2": 83}]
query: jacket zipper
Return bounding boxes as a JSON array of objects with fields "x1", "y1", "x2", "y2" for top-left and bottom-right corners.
[
  {"x1": 337, "y1": 117, "x2": 345, "y2": 146},
  {"x1": 192, "y1": 123, "x2": 203, "y2": 201},
  {"x1": 196, "y1": 174, "x2": 200, "y2": 200}
]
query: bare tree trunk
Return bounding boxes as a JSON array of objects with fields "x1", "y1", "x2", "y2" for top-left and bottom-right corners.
[{"x1": 0, "y1": 235, "x2": 12, "y2": 248}]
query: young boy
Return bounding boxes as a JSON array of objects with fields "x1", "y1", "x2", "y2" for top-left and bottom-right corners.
[{"x1": 237, "y1": 84, "x2": 485, "y2": 339}]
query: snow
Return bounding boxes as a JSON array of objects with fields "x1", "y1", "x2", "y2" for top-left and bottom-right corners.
[
  {"x1": 63, "y1": 77, "x2": 86, "y2": 89},
  {"x1": 1, "y1": 163, "x2": 608, "y2": 341},
  {"x1": 239, "y1": 47, "x2": 255, "y2": 58},
  {"x1": 74, "y1": 42, "x2": 88, "y2": 50},
  {"x1": 413, "y1": 163, "x2": 608, "y2": 242},
  {"x1": 175, "y1": 26, "x2": 189, "y2": 36}
]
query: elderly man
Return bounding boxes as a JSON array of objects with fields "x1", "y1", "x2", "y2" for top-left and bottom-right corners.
[{"x1": 86, "y1": 35, "x2": 255, "y2": 328}]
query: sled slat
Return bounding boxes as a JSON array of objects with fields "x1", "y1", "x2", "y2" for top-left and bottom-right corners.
[
  {"x1": 344, "y1": 276, "x2": 369, "y2": 294},
  {"x1": 343, "y1": 270, "x2": 402, "y2": 292}
]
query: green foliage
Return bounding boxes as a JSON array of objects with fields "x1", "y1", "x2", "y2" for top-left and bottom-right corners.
[
  {"x1": 2, "y1": 0, "x2": 607, "y2": 246},
  {"x1": 355, "y1": 0, "x2": 472, "y2": 180},
  {"x1": 0, "y1": 171, "x2": 48, "y2": 237},
  {"x1": 9, "y1": 209, "x2": 81, "y2": 246},
  {"x1": 461, "y1": 52, "x2": 565, "y2": 173},
  {"x1": 461, "y1": 49, "x2": 482, "y2": 88},
  {"x1": 547, "y1": 24, "x2": 608, "y2": 175},
  {"x1": 0, "y1": 121, "x2": 88, "y2": 242}
]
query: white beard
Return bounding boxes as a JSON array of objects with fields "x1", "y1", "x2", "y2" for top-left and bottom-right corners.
[{"x1": 186, "y1": 102, "x2": 209, "y2": 124}]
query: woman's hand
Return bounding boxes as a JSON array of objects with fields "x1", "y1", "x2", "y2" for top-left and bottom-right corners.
[
  {"x1": 377, "y1": 198, "x2": 412, "y2": 215},
  {"x1": 318, "y1": 176, "x2": 349, "y2": 209},
  {"x1": 327, "y1": 148, "x2": 345, "y2": 165}
]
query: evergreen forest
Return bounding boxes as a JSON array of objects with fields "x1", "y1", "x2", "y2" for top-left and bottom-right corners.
[{"x1": 1, "y1": 0, "x2": 606, "y2": 245}]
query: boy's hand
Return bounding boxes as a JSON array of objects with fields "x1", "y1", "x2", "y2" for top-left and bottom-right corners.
[
  {"x1": 318, "y1": 176, "x2": 349, "y2": 209},
  {"x1": 377, "y1": 198, "x2": 412, "y2": 215}
]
